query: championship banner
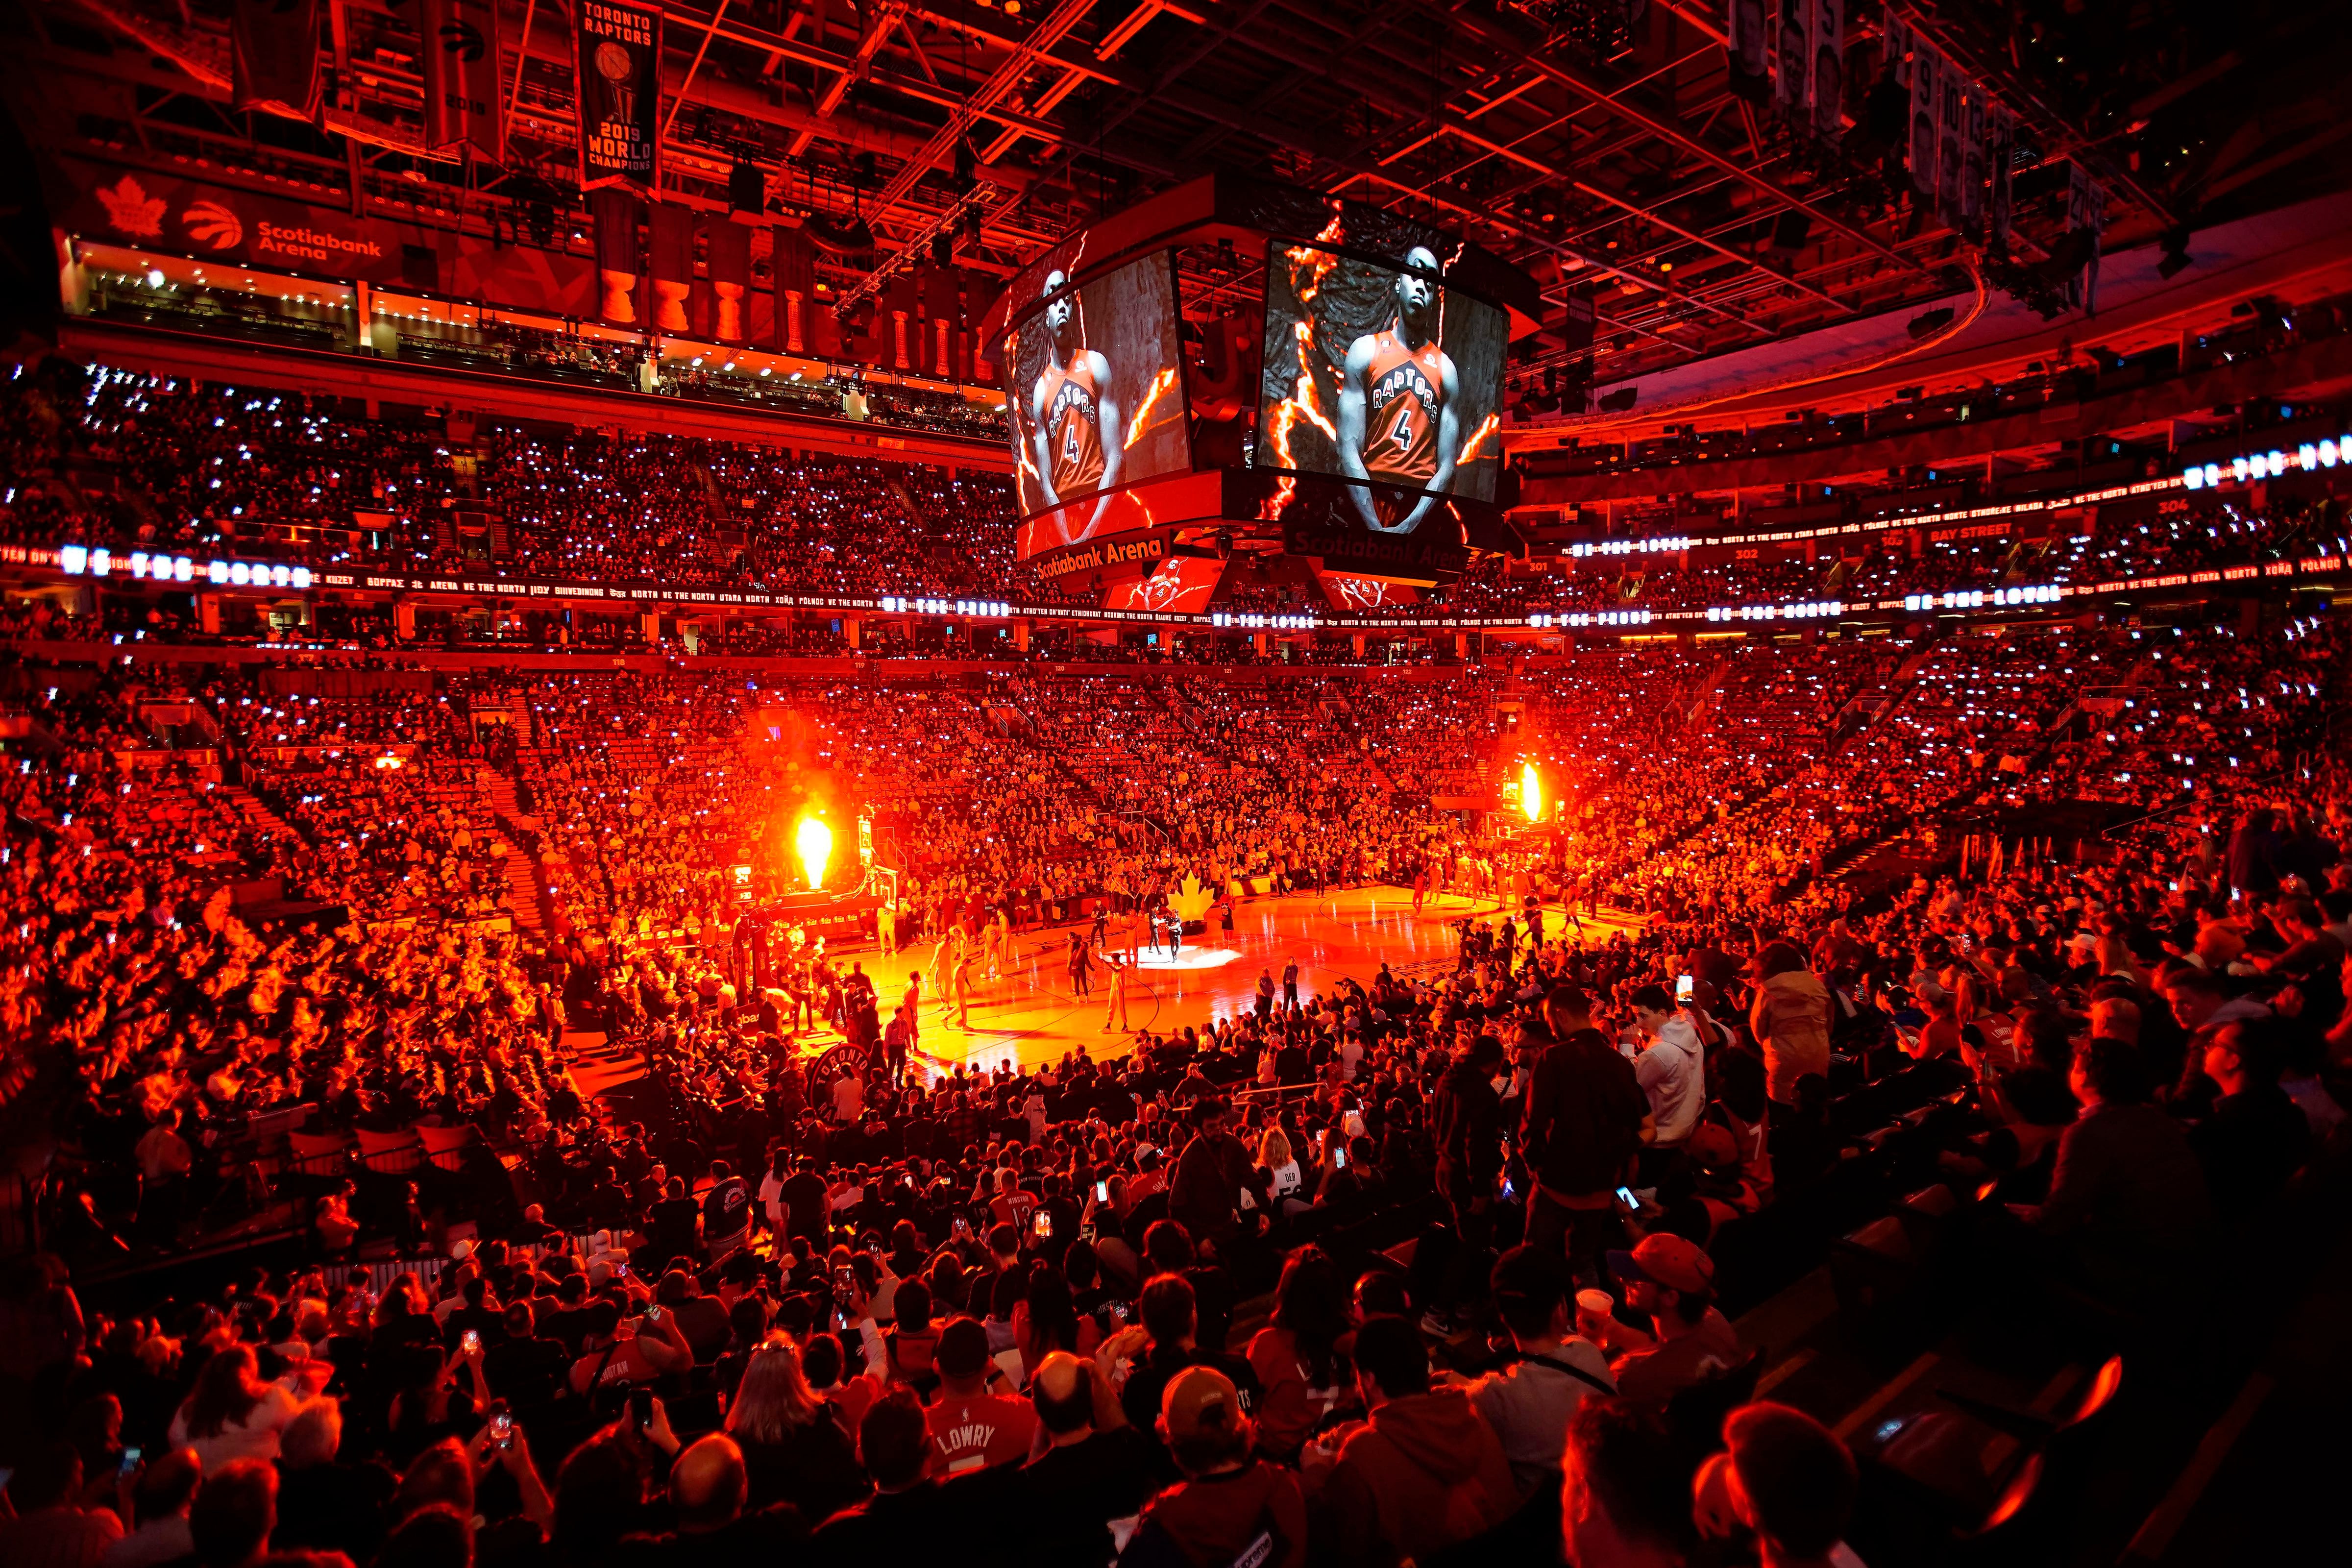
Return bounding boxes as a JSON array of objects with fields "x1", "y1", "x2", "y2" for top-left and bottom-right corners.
[
  {"x1": 919, "y1": 264, "x2": 958, "y2": 381},
  {"x1": 1809, "y1": 0, "x2": 1844, "y2": 144},
  {"x1": 648, "y1": 201, "x2": 694, "y2": 331},
  {"x1": 704, "y1": 217, "x2": 752, "y2": 343},
  {"x1": 1957, "y1": 83, "x2": 1986, "y2": 237},
  {"x1": 419, "y1": 0, "x2": 505, "y2": 164},
  {"x1": 589, "y1": 185, "x2": 643, "y2": 323},
  {"x1": 577, "y1": 0, "x2": 662, "y2": 192},
  {"x1": 1773, "y1": 0, "x2": 1809, "y2": 121},
  {"x1": 1986, "y1": 104, "x2": 2015, "y2": 246},
  {"x1": 884, "y1": 270, "x2": 919, "y2": 372},
  {"x1": 2065, "y1": 163, "x2": 2106, "y2": 313},
  {"x1": 771, "y1": 226, "x2": 817, "y2": 354},
  {"x1": 1880, "y1": 10, "x2": 1905, "y2": 90},
  {"x1": 231, "y1": 0, "x2": 322, "y2": 120},
  {"x1": 1907, "y1": 35, "x2": 1938, "y2": 197},
  {"x1": 1726, "y1": 0, "x2": 1770, "y2": 103},
  {"x1": 1935, "y1": 58, "x2": 1967, "y2": 229}
]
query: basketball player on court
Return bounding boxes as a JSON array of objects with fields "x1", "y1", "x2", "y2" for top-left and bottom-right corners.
[
  {"x1": 1336, "y1": 245, "x2": 1461, "y2": 536},
  {"x1": 1029, "y1": 269, "x2": 1123, "y2": 544}
]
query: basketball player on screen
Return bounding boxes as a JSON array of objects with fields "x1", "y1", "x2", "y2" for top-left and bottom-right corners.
[
  {"x1": 1336, "y1": 245, "x2": 1460, "y2": 535},
  {"x1": 1029, "y1": 269, "x2": 1123, "y2": 544}
]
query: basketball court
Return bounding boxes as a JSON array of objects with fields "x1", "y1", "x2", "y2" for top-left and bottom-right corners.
[{"x1": 740, "y1": 885, "x2": 1647, "y2": 1079}]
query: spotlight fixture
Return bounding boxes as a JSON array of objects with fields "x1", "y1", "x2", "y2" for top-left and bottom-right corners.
[{"x1": 727, "y1": 158, "x2": 764, "y2": 215}]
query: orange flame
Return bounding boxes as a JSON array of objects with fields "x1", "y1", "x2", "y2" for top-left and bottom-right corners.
[
  {"x1": 1257, "y1": 229, "x2": 1354, "y2": 521},
  {"x1": 1013, "y1": 441, "x2": 1045, "y2": 517},
  {"x1": 1286, "y1": 246, "x2": 1342, "y2": 305},
  {"x1": 1124, "y1": 367, "x2": 1177, "y2": 448},
  {"x1": 1455, "y1": 412, "x2": 1500, "y2": 467},
  {"x1": 1283, "y1": 221, "x2": 1347, "y2": 304},
  {"x1": 1259, "y1": 323, "x2": 1339, "y2": 521}
]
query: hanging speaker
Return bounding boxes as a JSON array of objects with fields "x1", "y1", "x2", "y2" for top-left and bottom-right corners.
[{"x1": 728, "y1": 159, "x2": 765, "y2": 214}]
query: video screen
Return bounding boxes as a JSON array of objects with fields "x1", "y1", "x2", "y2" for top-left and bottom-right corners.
[
  {"x1": 1005, "y1": 249, "x2": 1188, "y2": 551},
  {"x1": 1257, "y1": 239, "x2": 1509, "y2": 535}
]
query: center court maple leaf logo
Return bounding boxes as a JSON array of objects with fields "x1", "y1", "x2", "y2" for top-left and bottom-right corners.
[
  {"x1": 184, "y1": 200, "x2": 243, "y2": 251},
  {"x1": 96, "y1": 176, "x2": 165, "y2": 241},
  {"x1": 1170, "y1": 873, "x2": 1216, "y2": 924}
]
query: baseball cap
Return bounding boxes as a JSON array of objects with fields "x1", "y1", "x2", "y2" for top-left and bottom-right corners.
[
  {"x1": 1608, "y1": 1233, "x2": 1715, "y2": 1295},
  {"x1": 1161, "y1": 1365, "x2": 1244, "y2": 1444},
  {"x1": 935, "y1": 1317, "x2": 991, "y2": 1380},
  {"x1": 1688, "y1": 1121, "x2": 1740, "y2": 1172}
]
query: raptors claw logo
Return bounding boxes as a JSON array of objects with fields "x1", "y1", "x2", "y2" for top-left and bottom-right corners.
[
  {"x1": 95, "y1": 176, "x2": 165, "y2": 240},
  {"x1": 439, "y1": 21, "x2": 485, "y2": 60},
  {"x1": 1120, "y1": 575, "x2": 1183, "y2": 612},
  {"x1": 183, "y1": 200, "x2": 243, "y2": 251}
]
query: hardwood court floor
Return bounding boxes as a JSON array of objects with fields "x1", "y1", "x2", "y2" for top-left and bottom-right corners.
[{"x1": 860, "y1": 884, "x2": 1643, "y2": 1077}]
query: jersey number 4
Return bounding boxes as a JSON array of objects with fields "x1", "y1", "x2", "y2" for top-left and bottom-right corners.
[
  {"x1": 1391, "y1": 412, "x2": 1414, "y2": 455},
  {"x1": 1063, "y1": 419, "x2": 1084, "y2": 464}
]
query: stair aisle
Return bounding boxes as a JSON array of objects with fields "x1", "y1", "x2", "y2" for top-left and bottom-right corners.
[{"x1": 477, "y1": 767, "x2": 552, "y2": 934}]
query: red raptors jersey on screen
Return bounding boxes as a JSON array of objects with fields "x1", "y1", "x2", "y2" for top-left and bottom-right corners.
[
  {"x1": 1362, "y1": 329, "x2": 1445, "y2": 489},
  {"x1": 1039, "y1": 356, "x2": 1107, "y2": 497}
]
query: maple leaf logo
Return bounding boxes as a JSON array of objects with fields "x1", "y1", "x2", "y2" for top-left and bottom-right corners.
[
  {"x1": 184, "y1": 200, "x2": 243, "y2": 251},
  {"x1": 96, "y1": 176, "x2": 165, "y2": 240},
  {"x1": 1169, "y1": 873, "x2": 1216, "y2": 924}
]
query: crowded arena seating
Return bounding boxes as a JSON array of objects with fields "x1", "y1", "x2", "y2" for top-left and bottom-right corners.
[
  {"x1": 5, "y1": 554, "x2": 2351, "y2": 1568},
  {"x1": 1515, "y1": 292, "x2": 2352, "y2": 485},
  {"x1": 0, "y1": 363, "x2": 1029, "y2": 601},
  {"x1": 1, "y1": 360, "x2": 2336, "y2": 632},
  {"x1": 16, "y1": 0, "x2": 2352, "y2": 1544},
  {"x1": 7, "y1": 343, "x2": 2352, "y2": 1568}
]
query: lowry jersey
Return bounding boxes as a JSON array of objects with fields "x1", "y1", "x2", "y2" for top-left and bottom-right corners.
[
  {"x1": 1037, "y1": 355, "x2": 1107, "y2": 499},
  {"x1": 1359, "y1": 328, "x2": 1447, "y2": 490}
]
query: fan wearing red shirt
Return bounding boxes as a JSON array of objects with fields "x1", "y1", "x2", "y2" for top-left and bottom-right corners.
[
  {"x1": 1122, "y1": 1149, "x2": 1169, "y2": 1215},
  {"x1": 923, "y1": 1318, "x2": 1037, "y2": 1476},
  {"x1": 567, "y1": 1298, "x2": 692, "y2": 1396}
]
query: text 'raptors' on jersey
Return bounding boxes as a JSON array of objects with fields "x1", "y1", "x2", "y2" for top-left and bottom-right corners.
[
  {"x1": 1359, "y1": 328, "x2": 1446, "y2": 490},
  {"x1": 1038, "y1": 356, "x2": 1106, "y2": 498}
]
